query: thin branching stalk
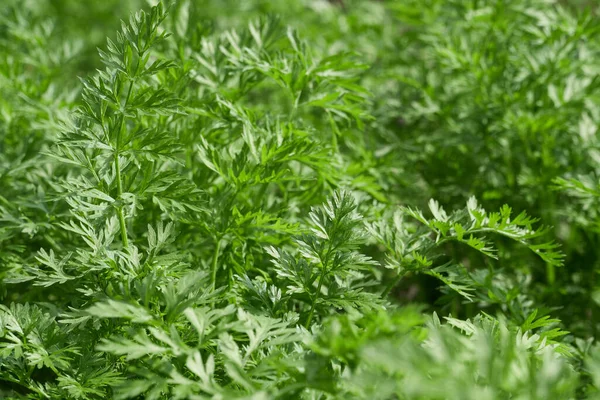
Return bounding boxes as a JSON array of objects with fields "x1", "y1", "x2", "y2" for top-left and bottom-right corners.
[{"x1": 114, "y1": 80, "x2": 135, "y2": 249}]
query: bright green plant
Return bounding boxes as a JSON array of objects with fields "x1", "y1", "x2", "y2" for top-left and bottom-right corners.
[{"x1": 2, "y1": 0, "x2": 600, "y2": 399}]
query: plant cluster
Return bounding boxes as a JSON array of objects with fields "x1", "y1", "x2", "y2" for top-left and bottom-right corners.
[{"x1": 2, "y1": 0, "x2": 600, "y2": 398}]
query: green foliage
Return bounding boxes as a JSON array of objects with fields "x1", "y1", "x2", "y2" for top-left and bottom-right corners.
[{"x1": 2, "y1": 0, "x2": 600, "y2": 399}]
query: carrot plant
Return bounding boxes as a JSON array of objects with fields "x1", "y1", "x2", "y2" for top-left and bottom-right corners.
[{"x1": 2, "y1": 0, "x2": 600, "y2": 399}]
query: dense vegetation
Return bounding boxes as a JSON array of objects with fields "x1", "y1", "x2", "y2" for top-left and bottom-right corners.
[{"x1": 2, "y1": 0, "x2": 600, "y2": 398}]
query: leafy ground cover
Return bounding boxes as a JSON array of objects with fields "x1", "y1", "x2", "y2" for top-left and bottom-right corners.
[{"x1": 2, "y1": 0, "x2": 600, "y2": 398}]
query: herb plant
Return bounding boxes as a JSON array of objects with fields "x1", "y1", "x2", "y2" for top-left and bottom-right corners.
[{"x1": 2, "y1": 0, "x2": 600, "y2": 399}]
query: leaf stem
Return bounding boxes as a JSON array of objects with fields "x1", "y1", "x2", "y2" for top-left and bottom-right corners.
[
  {"x1": 115, "y1": 80, "x2": 135, "y2": 249},
  {"x1": 382, "y1": 271, "x2": 405, "y2": 297},
  {"x1": 305, "y1": 240, "x2": 334, "y2": 328},
  {"x1": 211, "y1": 238, "x2": 222, "y2": 289},
  {"x1": 115, "y1": 158, "x2": 129, "y2": 249},
  {"x1": 305, "y1": 272, "x2": 325, "y2": 328}
]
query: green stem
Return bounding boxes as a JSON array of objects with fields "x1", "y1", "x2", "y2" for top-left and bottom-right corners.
[
  {"x1": 115, "y1": 156, "x2": 129, "y2": 249},
  {"x1": 305, "y1": 272, "x2": 325, "y2": 328},
  {"x1": 382, "y1": 271, "x2": 405, "y2": 297},
  {"x1": 114, "y1": 80, "x2": 135, "y2": 249},
  {"x1": 305, "y1": 225, "x2": 338, "y2": 328},
  {"x1": 546, "y1": 263, "x2": 556, "y2": 285},
  {"x1": 211, "y1": 238, "x2": 222, "y2": 290},
  {"x1": 451, "y1": 296, "x2": 460, "y2": 317}
]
